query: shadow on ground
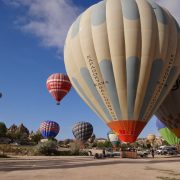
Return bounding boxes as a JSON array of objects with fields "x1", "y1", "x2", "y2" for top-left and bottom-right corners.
[{"x1": 0, "y1": 157, "x2": 180, "y2": 172}]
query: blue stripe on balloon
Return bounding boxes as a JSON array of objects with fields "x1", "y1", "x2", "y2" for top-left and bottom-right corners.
[
  {"x1": 121, "y1": 0, "x2": 140, "y2": 20},
  {"x1": 139, "y1": 59, "x2": 163, "y2": 120},
  {"x1": 91, "y1": 1, "x2": 106, "y2": 26},
  {"x1": 80, "y1": 68, "x2": 112, "y2": 120},
  {"x1": 99, "y1": 59, "x2": 122, "y2": 119},
  {"x1": 126, "y1": 56, "x2": 140, "y2": 119},
  {"x1": 147, "y1": 0, "x2": 167, "y2": 24}
]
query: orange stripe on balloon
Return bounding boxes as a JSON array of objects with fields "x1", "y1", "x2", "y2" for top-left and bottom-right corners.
[{"x1": 107, "y1": 120, "x2": 146, "y2": 143}]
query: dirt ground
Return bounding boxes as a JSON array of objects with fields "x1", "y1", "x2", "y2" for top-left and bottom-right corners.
[{"x1": 0, "y1": 156, "x2": 180, "y2": 180}]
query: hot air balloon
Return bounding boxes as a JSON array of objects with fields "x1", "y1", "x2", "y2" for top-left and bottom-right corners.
[
  {"x1": 64, "y1": 0, "x2": 180, "y2": 143},
  {"x1": 88, "y1": 133, "x2": 96, "y2": 143},
  {"x1": 40, "y1": 121, "x2": 60, "y2": 138},
  {"x1": 156, "y1": 119, "x2": 180, "y2": 145},
  {"x1": 147, "y1": 134, "x2": 156, "y2": 146},
  {"x1": 72, "y1": 122, "x2": 93, "y2": 143},
  {"x1": 156, "y1": 77, "x2": 180, "y2": 137},
  {"x1": 46, "y1": 73, "x2": 72, "y2": 105},
  {"x1": 107, "y1": 131, "x2": 120, "y2": 148},
  {"x1": 0, "y1": 92, "x2": 2, "y2": 98}
]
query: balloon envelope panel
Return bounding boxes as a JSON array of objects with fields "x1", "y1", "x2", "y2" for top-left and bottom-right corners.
[
  {"x1": 64, "y1": 0, "x2": 180, "y2": 143},
  {"x1": 156, "y1": 119, "x2": 180, "y2": 145},
  {"x1": 40, "y1": 121, "x2": 60, "y2": 138},
  {"x1": 156, "y1": 77, "x2": 180, "y2": 137},
  {"x1": 72, "y1": 122, "x2": 93, "y2": 143},
  {"x1": 46, "y1": 73, "x2": 72, "y2": 104}
]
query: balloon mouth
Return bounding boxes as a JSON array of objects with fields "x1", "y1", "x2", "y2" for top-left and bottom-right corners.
[
  {"x1": 107, "y1": 120, "x2": 146, "y2": 143},
  {"x1": 118, "y1": 135, "x2": 138, "y2": 143},
  {"x1": 171, "y1": 128, "x2": 180, "y2": 138}
]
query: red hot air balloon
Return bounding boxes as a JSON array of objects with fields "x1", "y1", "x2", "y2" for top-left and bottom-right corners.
[{"x1": 46, "y1": 73, "x2": 72, "y2": 105}]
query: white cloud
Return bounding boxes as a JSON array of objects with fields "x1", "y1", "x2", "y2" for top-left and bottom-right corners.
[
  {"x1": 4, "y1": 0, "x2": 180, "y2": 54},
  {"x1": 3, "y1": 0, "x2": 82, "y2": 52},
  {"x1": 155, "y1": 0, "x2": 180, "y2": 24}
]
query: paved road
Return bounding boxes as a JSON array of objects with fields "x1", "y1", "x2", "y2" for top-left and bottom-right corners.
[{"x1": 0, "y1": 156, "x2": 180, "y2": 180}]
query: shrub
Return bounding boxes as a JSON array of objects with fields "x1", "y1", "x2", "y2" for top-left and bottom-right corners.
[
  {"x1": 34, "y1": 140, "x2": 58, "y2": 155},
  {"x1": 0, "y1": 154, "x2": 9, "y2": 158},
  {"x1": 69, "y1": 142, "x2": 80, "y2": 155}
]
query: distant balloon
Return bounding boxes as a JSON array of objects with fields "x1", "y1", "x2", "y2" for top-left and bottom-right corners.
[
  {"x1": 156, "y1": 119, "x2": 180, "y2": 145},
  {"x1": 88, "y1": 133, "x2": 96, "y2": 143},
  {"x1": 0, "y1": 93, "x2": 2, "y2": 98},
  {"x1": 46, "y1": 73, "x2": 72, "y2": 105},
  {"x1": 72, "y1": 122, "x2": 93, "y2": 143},
  {"x1": 156, "y1": 77, "x2": 180, "y2": 137},
  {"x1": 147, "y1": 134, "x2": 156, "y2": 143},
  {"x1": 107, "y1": 131, "x2": 120, "y2": 148},
  {"x1": 64, "y1": 0, "x2": 180, "y2": 143},
  {"x1": 40, "y1": 121, "x2": 60, "y2": 138}
]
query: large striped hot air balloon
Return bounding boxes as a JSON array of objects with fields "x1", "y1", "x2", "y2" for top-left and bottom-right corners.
[
  {"x1": 156, "y1": 77, "x2": 180, "y2": 137},
  {"x1": 156, "y1": 119, "x2": 180, "y2": 145},
  {"x1": 64, "y1": 0, "x2": 180, "y2": 143},
  {"x1": 46, "y1": 73, "x2": 72, "y2": 105},
  {"x1": 72, "y1": 122, "x2": 93, "y2": 143},
  {"x1": 40, "y1": 121, "x2": 60, "y2": 138}
]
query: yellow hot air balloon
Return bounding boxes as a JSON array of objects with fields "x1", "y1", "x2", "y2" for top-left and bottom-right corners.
[
  {"x1": 147, "y1": 134, "x2": 156, "y2": 144},
  {"x1": 64, "y1": 0, "x2": 180, "y2": 143},
  {"x1": 156, "y1": 76, "x2": 180, "y2": 137}
]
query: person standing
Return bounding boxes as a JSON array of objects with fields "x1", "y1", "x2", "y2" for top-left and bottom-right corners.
[{"x1": 151, "y1": 148, "x2": 155, "y2": 158}]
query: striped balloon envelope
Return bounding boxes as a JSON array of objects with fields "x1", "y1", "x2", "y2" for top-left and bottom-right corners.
[
  {"x1": 64, "y1": 0, "x2": 180, "y2": 143},
  {"x1": 46, "y1": 73, "x2": 72, "y2": 105},
  {"x1": 156, "y1": 119, "x2": 180, "y2": 145},
  {"x1": 72, "y1": 122, "x2": 93, "y2": 143},
  {"x1": 156, "y1": 77, "x2": 180, "y2": 137},
  {"x1": 40, "y1": 121, "x2": 60, "y2": 138}
]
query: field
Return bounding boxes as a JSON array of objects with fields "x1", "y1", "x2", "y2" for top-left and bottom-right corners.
[{"x1": 0, "y1": 156, "x2": 180, "y2": 180}]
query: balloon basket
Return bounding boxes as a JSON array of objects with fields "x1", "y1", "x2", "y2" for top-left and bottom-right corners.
[{"x1": 120, "y1": 151, "x2": 137, "y2": 159}]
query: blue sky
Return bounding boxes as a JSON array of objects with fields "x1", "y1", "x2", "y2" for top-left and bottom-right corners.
[{"x1": 0, "y1": 0, "x2": 179, "y2": 140}]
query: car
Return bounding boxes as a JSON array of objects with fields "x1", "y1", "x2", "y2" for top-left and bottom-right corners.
[
  {"x1": 137, "y1": 150, "x2": 148, "y2": 158},
  {"x1": 156, "y1": 146, "x2": 177, "y2": 155}
]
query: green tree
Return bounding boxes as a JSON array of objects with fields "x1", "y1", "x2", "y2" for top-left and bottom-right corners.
[
  {"x1": 6, "y1": 124, "x2": 18, "y2": 140},
  {"x1": 29, "y1": 130, "x2": 43, "y2": 144},
  {"x1": 0, "y1": 122, "x2": 7, "y2": 137},
  {"x1": 70, "y1": 142, "x2": 80, "y2": 155},
  {"x1": 34, "y1": 140, "x2": 58, "y2": 155},
  {"x1": 103, "y1": 140, "x2": 112, "y2": 148}
]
